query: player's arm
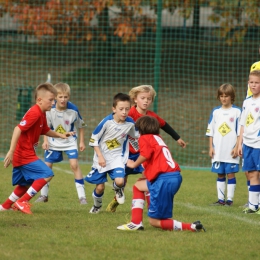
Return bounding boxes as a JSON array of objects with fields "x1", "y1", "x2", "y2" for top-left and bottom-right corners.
[
  {"x1": 45, "y1": 130, "x2": 75, "y2": 139},
  {"x1": 161, "y1": 122, "x2": 186, "y2": 148},
  {"x1": 231, "y1": 136, "x2": 240, "y2": 158},
  {"x1": 4, "y1": 126, "x2": 21, "y2": 168},
  {"x1": 127, "y1": 155, "x2": 146, "y2": 168},
  {"x1": 238, "y1": 126, "x2": 244, "y2": 157},
  {"x1": 93, "y1": 146, "x2": 106, "y2": 167},
  {"x1": 79, "y1": 128, "x2": 86, "y2": 152},
  {"x1": 208, "y1": 136, "x2": 214, "y2": 158}
]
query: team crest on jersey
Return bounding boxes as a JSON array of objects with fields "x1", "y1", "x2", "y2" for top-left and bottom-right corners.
[
  {"x1": 20, "y1": 120, "x2": 26, "y2": 126},
  {"x1": 65, "y1": 120, "x2": 70, "y2": 125},
  {"x1": 218, "y1": 122, "x2": 231, "y2": 136},
  {"x1": 55, "y1": 124, "x2": 66, "y2": 134},
  {"x1": 255, "y1": 107, "x2": 259, "y2": 112},
  {"x1": 229, "y1": 117, "x2": 234, "y2": 122},
  {"x1": 105, "y1": 138, "x2": 120, "y2": 150}
]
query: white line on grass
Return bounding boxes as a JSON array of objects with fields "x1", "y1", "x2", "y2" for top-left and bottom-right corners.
[{"x1": 54, "y1": 166, "x2": 260, "y2": 226}]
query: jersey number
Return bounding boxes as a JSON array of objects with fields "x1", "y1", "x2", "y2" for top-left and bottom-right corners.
[
  {"x1": 162, "y1": 147, "x2": 175, "y2": 168},
  {"x1": 45, "y1": 150, "x2": 53, "y2": 158}
]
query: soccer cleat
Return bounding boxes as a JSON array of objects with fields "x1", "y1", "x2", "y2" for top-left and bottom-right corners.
[
  {"x1": 243, "y1": 208, "x2": 260, "y2": 214},
  {"x1": 225, "y1": 200, "x2": 233, "y2": 206},
  {"x1": 89, "y1": 205, "x2": 101, "y2": 214},
  {"x1": 117, "y1": 222, "x2": 144, "y2": 231},
  {"x1": 191, "y1": 220, "x2": 206, "y2": 232},
  {"x1": 79, "y1": 197, "x2": 87, "y2": 205},
  {"x1": 106, "y1": 198, "x2": 119, "y2": 212},
  {"x1": 0, "y1": 205, "x2": 13, "y2": 211},
  {"x1": 35, "y1": 195, "x2": 48, "y2": 203},
  {"x1": 115, "y1": 188, "x2": 125, "y2": 204},
  {"x1": 13, "y1": 201, "x2": 32, "y2": 214},
  {"x1": 210, "y1": 200, "x2": 225, "y2": 206}
]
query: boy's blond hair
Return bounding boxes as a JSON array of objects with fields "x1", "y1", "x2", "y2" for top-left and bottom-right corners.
[
  {"x1": 129, "y1": 85, "x2": 156, "y2": 105},
  {"x1": 217, "y1": 83, "x2": 235, "y2": 104},
  {"x1": 54, "y1": 82, "x2": 71, "y2": 95},
  {"x1": 35, "y1": 83, "x2": 57, "y2": 100},
  {"x1": 249, "y1": 70, "x2": 260, "y2": 79}
]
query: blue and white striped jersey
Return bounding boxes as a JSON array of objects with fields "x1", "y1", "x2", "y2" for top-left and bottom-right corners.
[
  {"x1": 46, "y1": 101, "x2": 86, "y2": 150},
  {"x1": 206, "y1": 105, "x2": 241, "y2": 164},
  {"x1": 89, "y1": 113, "x2": 139, "y2": 173}
]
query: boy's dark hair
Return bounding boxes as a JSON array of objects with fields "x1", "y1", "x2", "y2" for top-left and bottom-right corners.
[
  {"x1": 35, "y1": 83, "x2": 57, "y2": 100},
  {"x1": 135, "y1": 116, "x2": 160, "y2": 135},
  {"x1": 217, "y1": 83, "x2": 235, "y2": 104},
  {"x1": 113, "y1": 93, "x2": 131, "y2": 107}
]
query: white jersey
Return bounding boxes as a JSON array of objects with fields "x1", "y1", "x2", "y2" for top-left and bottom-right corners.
[
  {"x1": 90, "y1": 113, "x2": 139, "y2": 173},
  {"x1": 206, "y1": 105, "x2": 241, "y2": 164},
  {"x1": 240, "y1": 96, "x2": 260, "y2": 148},
  {"x1": 46, "y1": 101, "x2": 86, "y2": 150}
]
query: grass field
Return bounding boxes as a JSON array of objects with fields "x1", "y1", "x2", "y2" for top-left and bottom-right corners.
[{"x1": 0, "y1": 162, "x2": 259, "y2": 260}]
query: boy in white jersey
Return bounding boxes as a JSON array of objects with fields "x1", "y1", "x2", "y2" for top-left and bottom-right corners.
[
  {"x1": 85, "y1": 93, "x2": 139, "y2": 214},
  {"x1": 206, "y1": 83, "x2": 241, "y2": 206},
  {"x1": 35, "y1": 82, "x2": 87, "y2": 204},
  {"x1": 238, "y1": 70, "x2": 260, "y2": 214}
]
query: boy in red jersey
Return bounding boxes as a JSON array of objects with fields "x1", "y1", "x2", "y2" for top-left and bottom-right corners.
[
  {"x1": 117, "y1": 116, "x2": 205, "y2": 231},
  {"x1": 106, "y1": 85, "x2": 186, "y2": 212},
  {"x1": 0, "y1": 83, "x2": 75, "y2": 214}
]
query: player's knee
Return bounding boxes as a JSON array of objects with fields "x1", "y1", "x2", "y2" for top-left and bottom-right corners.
[
  {"x1": 148, "y1": 218, "x2": 160, "y2": 228},
  {"x1": 115, "y1": 179, "x2": 124, "y2": 187},
  {"x1": 95, "y1": 184, "x2": 105, "y2": 194}
]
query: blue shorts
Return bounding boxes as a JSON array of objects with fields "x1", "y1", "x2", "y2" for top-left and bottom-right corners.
[
  {"x1": 12, "y1": 159, "x2": 54, "y2": 186},
  {"x1": 44, "y1": 149, "x2": 78, "y2": 163},
  {"x1": 211, "y1": 162, "x2": 239, "y2": 174},
  {"x1": 242, "y1": 144, "x2": 260, "y2": 172},
  {"x1": 147, "y1": 172, "x2": 182, "y2": 219},
  {"x1": 125, "y1": 153, "x2": 144, "y2": 176},
  {"x1": 85, "y1": 167, "x2": 125, "y2": 184}
]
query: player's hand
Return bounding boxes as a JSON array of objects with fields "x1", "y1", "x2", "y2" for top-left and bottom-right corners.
[
  {"x1": 3, "y1": 151, "x2": 13, "y2": 168},
  {"x1": 79, "y1": 142, "x2": 86, "y2": 152},
  {"x1": 209, "y1": 148, "x2": 214, "y2": 158},
  {"x1": 231, "y1": 148, "x2": 238, "y2": 158},
  {"x1": 177, "y1": 138, "x2": 186, "y2": 148},
  {"x1": 98, "y1": 155, "x2": 106, "y2": 167},
  {"x1": 42, "y1": 141, "x2": 49, "y2": 150},
  {"x1": 238, "y1": 145, "x2": 243, "y2": 157},
  {"x1": 127, "y1": 159, "x2": 135, "y2": 168},
  {"x1": 65, "y1": 131, "x2": 76, "y2": 137}
]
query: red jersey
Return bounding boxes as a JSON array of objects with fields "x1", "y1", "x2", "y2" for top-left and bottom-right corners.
[
  {"x1": 13, "y1": 104, "x2": 50, "y2": 167},
  {"x1": 128, "y1": 106, "x2": 166, "y2": 154},
  {"x1": 139, "y1": 134, "x2": 181, "y2": 182}
]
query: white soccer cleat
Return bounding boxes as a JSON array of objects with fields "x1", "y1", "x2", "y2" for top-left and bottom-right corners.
[
  {"x1": 117, "y1": 222, "x2": 144, "y2": 231},
  {"x1": 115, "y1": 188, "x2": 125, "y2": 204},
  {"x1": 89, "y1": 205, "x2": 101, "y2": 214}
]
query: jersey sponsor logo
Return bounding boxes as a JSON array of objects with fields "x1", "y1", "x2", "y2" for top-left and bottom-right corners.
[
  {"x1": 105, "y1": 138, "x2": 120, "y2": 150},
  {"x1": 114, "y1": 127, "x2": 121, "y2": 131},
  {"x1": 246, "y1": 112, "x2": 254, "y2": 127},
  {"x1": 20, "y1": 120, "x2": 26, "y2": 126},
  {"x1": 89, "y1": 138, "x2": 95, "y2": 143},
  {"x1": 218, "y1": 122, "x2": 231, "y2": 136},
  {"x1": 55, "y1": 124, "x2": 66, "y2": 134}
]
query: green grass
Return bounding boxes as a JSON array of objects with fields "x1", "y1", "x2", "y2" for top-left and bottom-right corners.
[{"x1": 0, "y1": 162, "x2": 259, "y2": 260}]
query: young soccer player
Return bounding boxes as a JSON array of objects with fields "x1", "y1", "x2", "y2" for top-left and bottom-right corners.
[
  {"x1": 0, "y1": 83, "x2": 75, "y2": 214},
  {"x1": 35, "y1": 82, "x2": 87, "y2": 204},
  {"x1": 206, "y1": 84, "x2": 241, "y2": 206},
  {"x1": 238, "y1": 70, "x2": 260, "y2": 214},
  {"x1": 106, "y1": 85, "x2": 186, "y2": 212},
  {"x1": 85, "y1": 93, "x2": 139, "y2": 213},
  {"x1": 117, "y1": 116, "x2": 205, "y2": 232}
]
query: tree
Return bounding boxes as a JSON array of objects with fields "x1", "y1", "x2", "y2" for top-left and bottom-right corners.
[{"x1": 0, "y1": 0, "x2": 259, "y2": 45}]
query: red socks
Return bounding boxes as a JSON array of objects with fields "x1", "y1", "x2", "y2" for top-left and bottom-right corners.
[
  {"x1": 160, "y1": 220, "x2": 193, "y2": 231},
  {"x1": 131, "y1": 185, "x2": 145, "y2": 224},
  {"x1": 18, "y1": 179, "x2": 47, "y2": 202}
]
